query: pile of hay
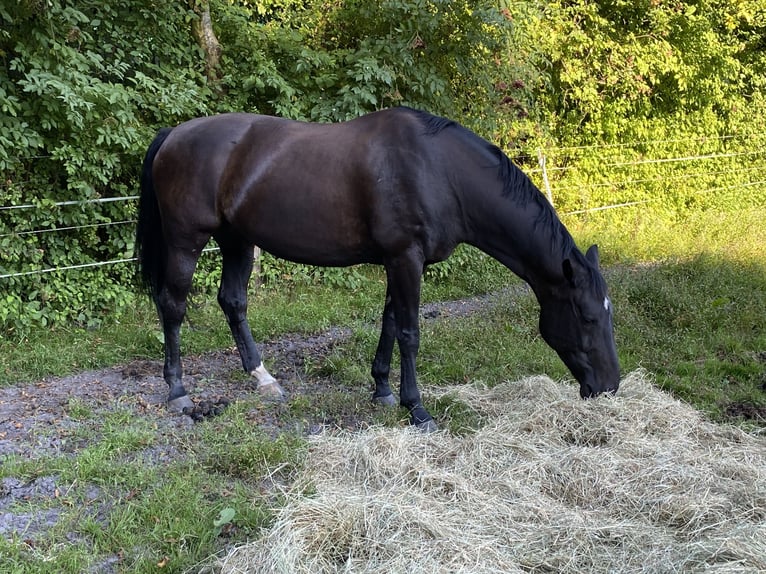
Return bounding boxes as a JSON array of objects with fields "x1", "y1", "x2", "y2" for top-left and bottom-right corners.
[{"x1": 211, "y1": 371, "x2": 766, "y2": 573}]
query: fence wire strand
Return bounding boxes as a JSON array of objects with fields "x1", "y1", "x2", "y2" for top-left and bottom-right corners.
[
  {"x1": 0, "y1": 220, "x2": 136, "y2": 238},
  {"x1": 0, "y1": 247, "x2": 220, "y2": 280},
  {"x1": 553, "y1": 165, "x2": 765, "y2": 192},
  {"x1": 0, "y1": 195, "x2": 139, "y2": 211},
  {"x1": 2, "y1": 138, "x2": 765, "y2": 280}
]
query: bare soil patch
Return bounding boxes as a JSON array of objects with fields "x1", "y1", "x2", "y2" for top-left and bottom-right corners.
[{"x1": 0, "y1": 292, "x2": 505, "y2": 460}]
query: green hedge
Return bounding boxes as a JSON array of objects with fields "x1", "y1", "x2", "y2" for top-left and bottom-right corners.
[{"x1": 1, "y1": 0, "x2": 764, "y2": 333}]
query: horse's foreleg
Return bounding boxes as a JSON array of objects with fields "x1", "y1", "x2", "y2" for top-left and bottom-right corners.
[
  {"x1": 370, "y1": 290, "x2": 397, "y2": 407},
  {"x1": 217, "y1": 242, "x2": 284, "y2": 399},
  {"x1": 385, "y1": 252, "x2": 436, "y2": 432}
]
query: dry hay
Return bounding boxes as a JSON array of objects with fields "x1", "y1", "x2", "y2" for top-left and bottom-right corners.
[{"x1": 209, "y1": 370, "x2": 766, "y2": 573}]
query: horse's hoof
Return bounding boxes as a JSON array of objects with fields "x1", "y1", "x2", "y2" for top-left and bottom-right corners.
[
  {"x1": 410, "y1": 404, "x2": 436, "y2": 432},
  {"x1": 168, "y1": 394, "x2": 195, "y2": 413},
  {"x1": 257, "y1": 381, "x2": 285, "y2": 400},
  {"x1": 372, "y1": 393, "x2": 397, "y2": 407},
  {"x1": 252, "y1": 363, "x2": 284, "y2": 400},
  {"x1": 415, "y1": 419, "x2": 438, "y2": 433}
]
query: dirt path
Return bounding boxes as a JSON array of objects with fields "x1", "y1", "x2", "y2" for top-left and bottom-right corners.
[{"x1": 0, "y1": 290, "x2": 509, "y2": 461}]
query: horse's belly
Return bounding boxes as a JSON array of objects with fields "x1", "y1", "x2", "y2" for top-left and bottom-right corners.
[
  {"x1": 253, "y1": 231, "x2": 380, "y2": 267},
  {"x1": 232, "y1": 195, "x2": 381, "y2": 267}
]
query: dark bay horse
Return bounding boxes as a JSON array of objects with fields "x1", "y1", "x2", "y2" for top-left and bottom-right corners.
[{"x1": 136, "y1": 107, "x2": 620, "y2": 431}]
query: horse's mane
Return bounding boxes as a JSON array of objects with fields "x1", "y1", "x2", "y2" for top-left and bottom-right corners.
[
  {"x1": 495, "y1": 146, "x2": 576, "y2": 257},
  {"x1": 404, "y1": 108, "x2": 575, "y2": 258}
]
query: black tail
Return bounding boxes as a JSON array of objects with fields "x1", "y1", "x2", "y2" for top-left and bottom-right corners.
[{"x1": 135, "y1": 127, "x2": 173, "y2": 298}]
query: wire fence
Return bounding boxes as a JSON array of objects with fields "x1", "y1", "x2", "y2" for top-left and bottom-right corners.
[
  {"x1": 0, "y1": 195, "x2": 139, "y2": 211},
  {"x1": 1, "y1": 134, "x2": 765, "y2": 281}
]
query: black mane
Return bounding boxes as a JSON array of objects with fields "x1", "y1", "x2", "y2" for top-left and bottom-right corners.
[
  {"x1": 406, "y1": 108, "x2": 575, "y2": 257},
  {"x1": 488, "y1": 145, "x2": 571, "y2": 249},
  {"x1": 405, "y1": 107, "x2": 457, "y2": 135}
]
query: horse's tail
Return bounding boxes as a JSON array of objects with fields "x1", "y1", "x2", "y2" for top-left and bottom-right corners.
[{"x1": 135, "y1": 127, "x2": 173, "y2": 298}]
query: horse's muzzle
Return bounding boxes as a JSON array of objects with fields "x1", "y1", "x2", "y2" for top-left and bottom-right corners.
[{"x1": 580, "y1": 384, "x2": 619, "y2": 399}]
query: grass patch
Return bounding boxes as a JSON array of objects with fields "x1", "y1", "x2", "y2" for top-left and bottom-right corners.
[
  {"x1": 0, "y1": 411, "x2": 301, "y2": 573},
  {"x1": 196, "y1": 401, "x2": 307, "y2": 478},
  {"x1": 565, "y1": 204, "x2": 766, "y2": 264},
  {"x1": 569, "y1": 208, "x2": 766, "y2": 421},
  {"x1": 608, "y1": 256, "x2": 766, "y2": 419}
]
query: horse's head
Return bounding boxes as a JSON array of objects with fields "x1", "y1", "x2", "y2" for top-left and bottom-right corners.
[{"x1": 537, "y1": 245, "x2": 620, "y2": 398}]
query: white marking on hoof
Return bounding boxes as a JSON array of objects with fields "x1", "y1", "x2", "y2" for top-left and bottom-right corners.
[
  {"x1": 168, "y1": 395, "x2": 194, "y2": 412},
  {"x1": 251, "y1": 363, "x2": 285, "y2": 399}
]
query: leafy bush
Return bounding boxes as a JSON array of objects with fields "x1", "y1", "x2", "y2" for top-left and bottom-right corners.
[
  {"x1": 0, "y1": 0, "x2": 512, "y2": 333},
  {"x1": 0, "y1": 1, "x2": 212, "y2": 333},
  {"x1": 1, "y1": 0, "x2": 765, "y2": 333}
]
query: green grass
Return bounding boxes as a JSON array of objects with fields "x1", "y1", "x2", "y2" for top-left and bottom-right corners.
[
  {"x1": 611, "y1": 256, "x2": 766, "y2": 415},
  {"x1": 0, "y1": 206, "x2": 764, "y2": 572},
  {"x1": 0, "y1": 401, "x2": 303, "y2": 573},
  {"x1": 569, "y1": 207, "x2": 766, "y2": 420}
]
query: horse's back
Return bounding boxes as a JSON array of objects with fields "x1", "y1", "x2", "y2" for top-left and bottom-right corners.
[{"x1": 152, "y1": 109, "x2": 462, "y2": 265}]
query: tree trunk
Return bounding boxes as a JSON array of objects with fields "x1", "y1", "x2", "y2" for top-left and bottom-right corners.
[{"x1": 190, "y1": 1, "x2": 221, "y2": 83}]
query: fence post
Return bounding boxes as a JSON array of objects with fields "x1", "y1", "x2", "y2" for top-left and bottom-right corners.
[{"x1": 537, "y1": 148, "x2": 553, "y2": 205}]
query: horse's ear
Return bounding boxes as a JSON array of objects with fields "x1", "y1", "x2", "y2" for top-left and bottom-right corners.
[
  {"x1": 585, "y1": 244, "x2": 600, "y2": 268},
  {"x1": 563, "y1": 258, "x2": 575, "y2": 285}
]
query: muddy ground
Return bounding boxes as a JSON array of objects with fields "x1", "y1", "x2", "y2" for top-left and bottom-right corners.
[{"x1": 0, "y1": 293, "x2": 504, "y2": 455}]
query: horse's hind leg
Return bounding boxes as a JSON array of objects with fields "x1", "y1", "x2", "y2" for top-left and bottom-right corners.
[
  {"x1": 370, "y1": 289, "x2": 397, "y2": 407},
  {"x1": 217, "y1": 239, "x2": 284, "y2": 399},
  {"x1": 157, "y1": 247, "x2": 201, "y2": 412}
]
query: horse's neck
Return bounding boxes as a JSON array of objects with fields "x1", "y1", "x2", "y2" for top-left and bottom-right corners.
[{"x1": 464, "y1": 183, "x2": 569, "y2": 289}]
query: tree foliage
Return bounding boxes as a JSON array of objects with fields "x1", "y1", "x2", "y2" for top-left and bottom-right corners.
[
  {"x1": 495, "y1": 0, "x2": 766, "y2": 215},
  {"x1": 517, "y1": 0, "x2": 766, "y2": 142},
  {"x1": 1, "y1": 0, "x2": 764, "y2": 332},
  {"x1": 214, "y1": 0, "x2": 507, "y2": 122},
  {"x1": 0, "y1": 1, "x2": 214, "y2": 331}
]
